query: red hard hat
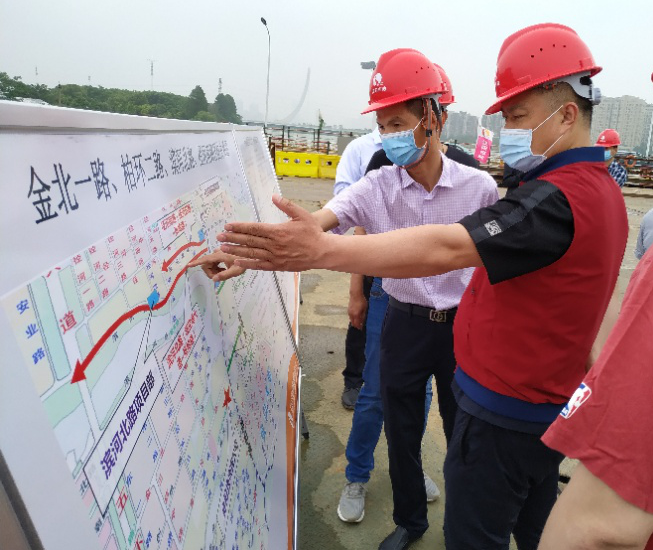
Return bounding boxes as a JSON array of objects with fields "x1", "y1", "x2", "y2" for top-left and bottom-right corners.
[
  {"x1": 485, "y1": 23, "x2": 602, "y2": 115},
  {"x1": 362, "y1": 49, "x2": 445, "y2": 114},
  {"x1": 595, "y1": 129, "x2": 621, "y2": 147},
  {"x1": 434, "y1": 64, "x2": 455, "y2": 105}
]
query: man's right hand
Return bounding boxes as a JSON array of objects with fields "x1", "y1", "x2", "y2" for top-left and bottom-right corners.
[
  {"x1": 187, "y1": 250, "x2": 246, "y2": 282},
  {"x1": 348, "y1": 291, "x2": 367, "y2": 331}
]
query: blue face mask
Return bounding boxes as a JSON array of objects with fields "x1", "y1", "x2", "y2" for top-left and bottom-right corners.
[
  {"x1": 499, "y1": 106, "x2": 566, "y2": 172},
  {"x1": 603, "y1": 149, "x2": 612, "y2": 162},
  {"x1": 380, "y1": 119, "x2": 424, "y2": 166}
]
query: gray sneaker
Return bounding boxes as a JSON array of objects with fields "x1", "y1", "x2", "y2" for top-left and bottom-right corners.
[
  {"x1": 424, "y1": 473, "x2": 441, "y2": 502},
  {"x1": 341, "y1": 386, "x2": 360, "y2": 410},
  {"x1": 337, "y1": 482, "x2": 366, "y2": 522}
]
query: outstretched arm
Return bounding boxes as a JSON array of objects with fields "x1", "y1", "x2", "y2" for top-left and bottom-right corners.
[
  {"x1": 188, "y1": 205, "x2": 339, "y2": 281},
  {"x1": 219, "y1": 195, "x2": 483, "y2": 277}
]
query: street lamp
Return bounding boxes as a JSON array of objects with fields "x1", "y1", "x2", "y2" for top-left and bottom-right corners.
[
  {"x1": 261, "y1": 17, "x2": 271, "y2": 130},
  {"x1": 360, "y1": 61, "x2": 376, "y2": 70}
]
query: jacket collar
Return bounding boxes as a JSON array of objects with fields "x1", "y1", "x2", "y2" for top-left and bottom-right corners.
[{"x1": 523, "y1": 147, "x2": 604, "y2": 182}]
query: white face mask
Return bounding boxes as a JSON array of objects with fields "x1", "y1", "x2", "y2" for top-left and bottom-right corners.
[{"x1": 499, "y1": 105, "x2": 567, "y2": 172}]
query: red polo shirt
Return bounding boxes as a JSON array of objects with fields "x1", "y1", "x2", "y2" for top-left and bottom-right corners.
[{"x1": 543, "y1": 248, "x2": 653, "y2": 548}]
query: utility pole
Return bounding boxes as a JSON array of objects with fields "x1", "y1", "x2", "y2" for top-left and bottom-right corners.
[
  {"x1": 647, "y1": 103, "x2": 653, "y2": 159},
  {"x1": 147, "y1": 59, "x2": 156, "y2": 90},
  {"x1": 218, "y1": 78, "x2": 223, "y2": 95}
]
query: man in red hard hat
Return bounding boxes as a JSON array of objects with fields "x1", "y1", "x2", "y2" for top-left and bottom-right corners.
[
  {"x1": 204, "y1": 23, "x2": 629, "y2": 548},
  {"x1": 596, "y1": 128, "x2": 628, "y2": 186},
  {"x1": 366, "y1": 63, "x2": 480, "y2": 171},
  {"x1": 190, "y1": 47, "x2": 498, "y2": 549}
]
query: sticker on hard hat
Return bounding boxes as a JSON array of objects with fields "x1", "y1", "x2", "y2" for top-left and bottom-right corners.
[
  {"x1": 560, "y1": 383, "x2": 592, "y2": 419},
  {"x1": 371, "y1": 73, "x2": 387, "y2": 95}
]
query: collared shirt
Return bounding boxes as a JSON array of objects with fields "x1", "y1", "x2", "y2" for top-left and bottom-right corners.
[
  {"x1": 333, "y1": 128, "x2": 383, "y2": 196},
  {"x1": 608, "y1": 159, "x2": 628, "y2": 187},
  {"x1": 325, "y1": 153, "x2": 499, "y2": 309},
  {"x1": 366, "y1": 144, "x2": 480, "y2": 172}
]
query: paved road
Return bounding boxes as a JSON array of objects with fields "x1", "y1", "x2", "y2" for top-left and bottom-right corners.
[{"x1": 278, "y1": 176, "x2": 651, "y2": 550}]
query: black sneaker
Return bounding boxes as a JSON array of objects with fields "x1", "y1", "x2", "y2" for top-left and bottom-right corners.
[{"x1": 341, "y1": 386, "x2": 360, "y2": 410}]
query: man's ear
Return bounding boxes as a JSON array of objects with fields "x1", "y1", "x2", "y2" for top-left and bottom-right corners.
[{"x1": 561, "y1": 102, "x2": 579, "y2": 127}]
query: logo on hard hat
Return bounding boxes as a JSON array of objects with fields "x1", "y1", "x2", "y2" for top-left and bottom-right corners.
[
  {"x1": 599, "y1": 135, "x2": 605, "y2": 142},
  {"x1": 371, "y1": 72, "x2": 387, "y2": 95}
]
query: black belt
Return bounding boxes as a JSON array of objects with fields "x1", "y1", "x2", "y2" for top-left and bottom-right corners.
[{"x1": 388, "y1": 296, "x2": 457, "y2": 323}]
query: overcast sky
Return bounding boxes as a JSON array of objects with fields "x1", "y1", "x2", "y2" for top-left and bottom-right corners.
[{"x1": 2, "y1": 0, "x2": 652, "y2": 129}]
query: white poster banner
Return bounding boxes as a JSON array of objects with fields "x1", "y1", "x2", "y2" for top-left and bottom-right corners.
[{"x1": 0, "y1": 103, "x2": 299, "y2": 550}]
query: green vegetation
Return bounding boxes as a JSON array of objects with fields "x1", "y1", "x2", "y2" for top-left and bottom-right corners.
[{"x1": 0, "y1": 72, "x2": 243, "y2": 123}]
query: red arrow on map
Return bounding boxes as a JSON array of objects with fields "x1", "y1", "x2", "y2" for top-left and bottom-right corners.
[
  {"x1": 71, "y1": 247, "x2": 208, "y2": 383},
  {"x1": 162, "y1": 240, "x2": 205, "y2": 272}
]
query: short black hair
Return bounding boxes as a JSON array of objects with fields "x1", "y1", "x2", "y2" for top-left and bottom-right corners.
[
  {"x1": 404, "y1": 97, "x2": 442, "y2": 132},
  {"x1": 534, "y1": 81, "x2": 593, "y2": 127}
]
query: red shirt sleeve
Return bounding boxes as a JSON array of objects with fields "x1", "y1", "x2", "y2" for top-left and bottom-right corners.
[{"x1": 542, "y1": 249, "x2": 653, "y2": 516}]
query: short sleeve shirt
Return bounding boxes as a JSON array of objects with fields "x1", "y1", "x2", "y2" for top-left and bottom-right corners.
[
  {"x1": 543, "y1": 248, "x2": 653, "y2": 546},
  {"x1": 458, "y1": 179, "x2": 574, "y2": 284},
  {"x1": 608, "y1": 160, "x2": 628, "y2": 187}
]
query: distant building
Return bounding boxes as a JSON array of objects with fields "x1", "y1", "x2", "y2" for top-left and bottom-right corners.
[
  {"x1": 480, "y1": 113, "x2": 504, "y2": 141},
  {"x1": 591, "y1": 95, "x2": 653, "y2": 155},
  {"x1": 441, "y1": 111, "x2": 478, "y2": 143}
]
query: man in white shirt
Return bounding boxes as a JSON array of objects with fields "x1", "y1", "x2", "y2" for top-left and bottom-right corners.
[
  {"x1": 334, "y1": 128, "x2": 382, "y2": 196},
  {"x1": 334, "y1": 128, "x2": 383, "y2": 409}
]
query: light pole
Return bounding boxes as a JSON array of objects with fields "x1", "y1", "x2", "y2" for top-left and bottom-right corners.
[{"x1": 261, "y1": 17, "x2": 271, "y2": 130}]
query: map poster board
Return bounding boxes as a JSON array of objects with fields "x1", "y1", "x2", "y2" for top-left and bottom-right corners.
[
  {"x1": 232, "y1": 129, "x2": 300, "y2": 344},
  {"x1": 0, "y1": 101, "x2": 300, "y2": 550}
]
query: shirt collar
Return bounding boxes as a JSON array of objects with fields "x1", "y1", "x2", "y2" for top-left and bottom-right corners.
[
  {"x1": 399, "y1": 149, "x2": 453, "y2": 190},
  {"x1": 371, "y1": 127, "x2": 382, "y2": 145},
  {"x1": 523, "y1": 146, "x2": 604, "y2": 182}
]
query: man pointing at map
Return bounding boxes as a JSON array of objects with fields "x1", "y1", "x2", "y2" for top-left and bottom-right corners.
[{"x1": 191, "y1": 23, "x2": 628, "y2": 549}]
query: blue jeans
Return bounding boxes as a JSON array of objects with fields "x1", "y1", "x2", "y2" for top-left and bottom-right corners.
[{"x1": 345, "y1": 278, "x2": 433, "y2": 483}]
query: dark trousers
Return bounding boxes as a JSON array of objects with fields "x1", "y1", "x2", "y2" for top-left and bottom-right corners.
[
  {"x1": 379, "y1": 305, "x2": 458, "y2": 537},
  {"x1": 342, "y1": 276, "x2": 373, "y2": 389},
  {"x1": 443, "y1": 408, "x2": 564, "y2": 549}
]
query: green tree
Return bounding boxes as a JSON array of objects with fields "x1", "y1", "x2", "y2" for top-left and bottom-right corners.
[
  {"x1": 212, "y1": 93, "x2": 242, "y2": 124},
  {"x1": 192, "y1": 110, "x2": 217, "y2": 122},
  {"x1": 0, "y1": 73, "x2": 245, "y2": 124},
  {"x1": 187, "y1": 85, "x2": 208, "y2": 119},
  {"x1": 0, "y1": 72, "x2": 49, "y2": 101}
]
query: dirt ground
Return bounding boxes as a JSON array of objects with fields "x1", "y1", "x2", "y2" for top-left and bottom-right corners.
[{"x1": 279, "y1": 175, "x2": 652, "y2": 550}]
